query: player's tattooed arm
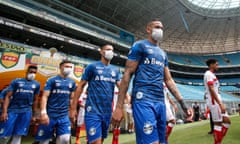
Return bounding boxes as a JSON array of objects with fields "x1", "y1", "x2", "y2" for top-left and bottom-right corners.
[{"x1": 117, "y1": 60, "x2": 138, "y2": 108}]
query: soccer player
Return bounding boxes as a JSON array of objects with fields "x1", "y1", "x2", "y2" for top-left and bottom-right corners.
[
  {"x1": 204, "y1": 59, "x2": 231, "y2": 144},
  {"x1": 75, "y1": 92, "x2": 87, "y2": 144},
  {"x1": 35, "y1": 60, "x2": 76, "y2": 144},
  {"x1": 111, "y1": 18, "x2": 192, "y2": 144},
  {"x1": 0, "y1": 65, "x2": 40, "y2": 144},
  {"x1": 163, "y1": 83, "x2": 178, "y2": 143},
  {"x1": 70, "y1": 44, "x2": 121, "y2": 144},
  {"x1": 0, "y1": 86, "x2": 11, "y2": 144}
]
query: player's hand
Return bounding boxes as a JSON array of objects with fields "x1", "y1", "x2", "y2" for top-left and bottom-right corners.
[
  {"x1": 0, "y1": 112, "x2": 8, "y2": 122},
  {"x1": 219, "y1": 103, "x2": 226, "y2": 113},
  {"x1": 111, "y1": 106, "x2": 123, "y2": 128},
  {"x1": 185, "y1": 108, "x2": 193, "y2": 121},
  {"x1": 70, "y1": 109, "x2": 77, "y2": 124},
  {"x1": 40, "y1": 113, "x2": 49, "y2": 125},
  {"x1": 173, "y1": 104, "x2": 179, "y2": 112}
]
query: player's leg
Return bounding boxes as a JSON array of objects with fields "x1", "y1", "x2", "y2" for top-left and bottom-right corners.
[
  {"x1": 55, "y1": 116, "x2": 71, "y2": 144},
  {"x1": 76, "y1": 108, "x2": 85, "y2": 144},
  {"x1": 210, "y1": 105, "x2": 223, "y2": 144},
  {"x1": 84, "y1": 114, "x2": 102, "y2": 144},
  {"x1": 11, "y1": 136, "x2": 21, "y2": 144},
  {"x1": 35, "y1": 118, "x2": 55, "y2": 143},
  {"x1": 165, "y1": 104, "x2": 175, "y2": 143},
  {"x1": 132, "y1": 100, "x2": 160, "y2": 144},
  {"x1": 221, "y1": 113, "x2": 231, "y2": 137},
  {"x1": 10, "y1": 111, "x2": 32, "y2": 144}
]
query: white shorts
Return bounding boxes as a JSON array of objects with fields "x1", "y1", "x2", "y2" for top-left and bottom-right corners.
[
  {"x1": 209, "y1": 104, "x2": 228, "y2": 122},
  {"x1": 166, "y1": 104, "x2": 175, "y2": 121},
  {"x1": 77, "y1": 107, "x2": 85, "y2": 126}
]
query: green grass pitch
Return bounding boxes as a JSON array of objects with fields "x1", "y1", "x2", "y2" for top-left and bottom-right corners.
[{"x1": 21, "y1": 115, "x2": 240, "y2": 144}]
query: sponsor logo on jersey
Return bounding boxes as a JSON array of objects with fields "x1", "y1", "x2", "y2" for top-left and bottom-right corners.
[
  {"x1": 0, "y1": 51, "x2": 19, "y2": 68},
  {"x1": 143, "y1": 121, "x2": 153, "y2": 135},
  {"x1": 144, "y1": 58, "x2": 164, "y2": 66}
]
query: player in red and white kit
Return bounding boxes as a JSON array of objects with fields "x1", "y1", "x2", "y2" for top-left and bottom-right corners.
[
  {"x1": 204, "y1": 59, "x2": 231, "y2": 144},
  {"x1": 163, "y1": 83, "x2": 178, "y2": 143}
]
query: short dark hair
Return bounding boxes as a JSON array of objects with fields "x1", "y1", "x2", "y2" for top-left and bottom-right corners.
[
  {"x1": 27, "y1": 65, "x2": 38, "y2": 71},
  {"x1": 100, "y1": 44, "x2": 112, "y2": 49},
  {"x1": 59, "y1": 60, "x2": 72, "y2": 67},
  {"x1": 147, "y1": 18, "x2": 162, "y2": 26},
  {"x1": 206, "y1": 59, "x2": 217, "y2": 67}
]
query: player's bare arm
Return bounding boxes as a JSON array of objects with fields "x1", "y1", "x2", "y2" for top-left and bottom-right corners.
[
  {"x1": 164, "y1": 67, "x2": 191, "y2": 116},
  {"x1": 32, "y1": 93, "x2": 39, "y2": 123},
  {"x1": 0, "y1": 91, "x2": 13, "y2": 122},
  {"x1": 208, "y1": 84, "x2": 225, "y2": 113},
  {"x1": 39, "y1": 90, "x2": 50, "y2": 125},
  {"x1": 70, "y1": 80, "x2": 87, "y2": 123},
  {"x1": 111, "y1": 60, "x2": 138, "y2": 127}
]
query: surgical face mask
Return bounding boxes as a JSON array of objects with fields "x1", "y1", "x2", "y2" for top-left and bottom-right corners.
[
  {"x1": 27, "y1": 73, "x2": 36, "y2": 80},
  {"x1": 152, "y1": 28, "x2": 163, "y2": 42},
  {"x1": 63, "y1": 67, "x2": 72, "y2": 76},
  {"x1": 104, "y1": 50, "x2": 114, "y2": 61}
]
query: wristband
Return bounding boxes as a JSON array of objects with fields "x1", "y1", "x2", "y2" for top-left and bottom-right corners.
[
  {"x1": 178, "y1": 100, "x2": 188, "y2": 111},
  {"x1": 40, "y1": 109, "x2": 47, "y2": 115}
]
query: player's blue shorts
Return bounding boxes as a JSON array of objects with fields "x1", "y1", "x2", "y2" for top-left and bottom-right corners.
[
  {"x1": 84, "y1": 113, "x2": 111, "y2": 143},
  {"x1": 35, "y1": 116, "x2": 71, "y2": 141},
  {"x1": 0, "y1": 111, "x2": 32, "y2": 137},
  {"x1": 132, "y1": 100, "x2": 166, "y2": 144}
]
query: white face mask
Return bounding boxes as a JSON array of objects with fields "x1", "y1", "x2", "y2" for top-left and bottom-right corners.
[
  {"x1": 104, "y1": 50, "x2": 114, "y2": 61},
  {"x1": 152, "y1": 28, "x2": 163, "y2": 42},
  {"x1": 27, "y1": 73, "x2": 36, "y2": 80},
  {"x1": 63, "y1": 67, "x2": 72, "y2": 76}
]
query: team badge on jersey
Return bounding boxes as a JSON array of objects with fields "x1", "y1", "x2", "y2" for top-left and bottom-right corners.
[
  {"x1": 143, "y1": 121, "x2": 153, "y2": 135},
  {"x1": 111, "y1": 71, "x2": 116, "y2": 77},
  {"x1": 136, "y1": 91, "x2": 143, "y2": 99},
  {"x1": 69, "y1": 83, "x2": 72, "y2": 89},
  {"x1": 32, "y1": 84, "x2": 36, "y2": 89},
  {"x1": 89, "y1": 127, "x2": 96, "y2": 136}
]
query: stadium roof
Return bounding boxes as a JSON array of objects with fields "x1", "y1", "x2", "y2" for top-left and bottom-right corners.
[{"x1": 40, "y1": 0, "x2": 240, "y2": 54}]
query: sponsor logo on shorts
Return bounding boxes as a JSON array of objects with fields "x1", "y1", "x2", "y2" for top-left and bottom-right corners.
[
  {"x1": 38, "y1": 130, "x2": 44, "y2": 136},
  {"x1": 0, "y1": 128, "x2": 4, "y2": 134},
  {"x1": 136, "y1": 92, "x2": 143, "y2": 99},
  {"x1": 143, "y1": 121, "x2": 153, "y2": 135},
  {"x1": 87, "y1": 106, "x2": 92, "y2": 112},
  {"x1": 89, "y1": 127, "x2": 96, "y2": 136}
]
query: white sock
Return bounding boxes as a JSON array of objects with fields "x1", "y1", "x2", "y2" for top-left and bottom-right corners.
[
  {"x1": 56, "y1": 134, "x2": 71, "y2": 144},
  {"x1": 39, "y1": 139, "x2": 51, "y2": 144},
  {"x1": 11, "y1": 136, "x2": 21, "y2": 144}
]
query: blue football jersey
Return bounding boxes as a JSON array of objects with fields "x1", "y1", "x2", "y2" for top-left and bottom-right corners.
[
  {"x1": 0, "y1": 87, "x2": 9, "y2": 113},
  {"x1": 7, "y1": 78, "x2": 40, "y2": 113},
  {"x1": 128, "y1": 39, "x2": 168, "y2": 102},
  {"x1": 44, "y1": 75, "x2": 76, "y2": 118},
  {"x1": 82, "y1": 61, "x2": 120, "y2": 114}
]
